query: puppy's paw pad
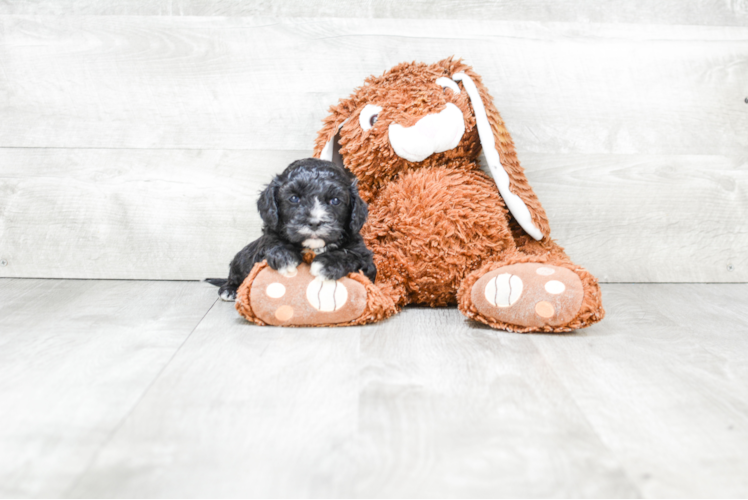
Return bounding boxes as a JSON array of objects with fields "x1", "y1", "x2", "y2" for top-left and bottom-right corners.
[
  {"x1": 471, "y1": 263, "x2": 584, "y2": 329},
  {"x1": 220, "y1": 289, "x2": 237, "y2": 302}
]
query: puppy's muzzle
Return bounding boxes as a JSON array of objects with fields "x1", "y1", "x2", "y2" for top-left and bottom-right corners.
[{"x1": 298, "y1": 219, "x2": 332, "y2": 238}]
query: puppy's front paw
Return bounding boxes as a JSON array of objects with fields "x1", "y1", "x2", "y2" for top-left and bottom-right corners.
[
  {"x1": 278, "y1": 263, "x2": 299, "y2": 277},
  {"x1": 219, "y1": 286, "x2": 237, "y2": 302},
  {"x1": 310, "y1": 259, "x2": 346, "y2": 281},
  {"x1": 309, "y1": 261, "x2": 327, "y2": 279},
  {"x1": 266, "y1": 248, "x2": 301, "y2": 276}
]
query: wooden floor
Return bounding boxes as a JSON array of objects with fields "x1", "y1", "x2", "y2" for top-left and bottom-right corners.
[{"x1": 1, "y1": 279, "x2": 747, "y2": 498}]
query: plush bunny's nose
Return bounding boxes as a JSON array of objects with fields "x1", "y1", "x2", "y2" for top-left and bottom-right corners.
[{"x1": 388, "y1": 103, "x2": 465, "y2": 163}]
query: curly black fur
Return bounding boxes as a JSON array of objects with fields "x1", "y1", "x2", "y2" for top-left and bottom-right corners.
[{"x1": 206, "y1": 158, "x2": 376, "y2": 301}]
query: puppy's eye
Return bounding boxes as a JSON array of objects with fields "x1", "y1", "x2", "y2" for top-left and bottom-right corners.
[
  {"x1": 329, "y1": 198, "x2": 340, "y2": 206},
  {"x1": 289, "y1": 195, "x2": 300, "y2": 204},
  {"x1": 359, "y1": 104, "x2": 383, "y2": 131}
]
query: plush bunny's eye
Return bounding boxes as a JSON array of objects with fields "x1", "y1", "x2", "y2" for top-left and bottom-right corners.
[
  {"x1": 359, "y1": 104, "x2": 383, "y2": 131},
  {"x1": 436, "y1": 77, "x2": 461, "y2": 95}
]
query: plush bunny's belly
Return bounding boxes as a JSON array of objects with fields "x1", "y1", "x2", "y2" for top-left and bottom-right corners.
[{"x1": 362, "y1": 166, "x2": 516, "y2": 307}]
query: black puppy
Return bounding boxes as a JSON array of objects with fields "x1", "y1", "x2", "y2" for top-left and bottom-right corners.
[{"x1": 206, "y1": 158, "x2": 376, "y2": 301}]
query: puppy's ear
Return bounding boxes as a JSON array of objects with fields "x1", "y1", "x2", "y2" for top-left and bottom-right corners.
[
  {"x1": 257, "y1": 178, "x2": 281, "y2": 232},
  {"x1": 348, "y1": 180, "x2": 368, "y2": 233}
]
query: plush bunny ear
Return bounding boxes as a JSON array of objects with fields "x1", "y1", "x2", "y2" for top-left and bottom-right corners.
[
  {"x1": 313, "y1": 99, "x2": 356, "y2": 168},
  {"x1": 318, "y1": 121, "x2": 346, "y2": 168},
  {"x1": 452, "y1": 71, "x2": 549, "y2": 241}
]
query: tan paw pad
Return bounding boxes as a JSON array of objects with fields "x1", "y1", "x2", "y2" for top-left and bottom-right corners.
[
  {"x1": 306, "y1": 278, "x2": 348, "y2": 311},
  {"x1": 274, "y1": 305, "x2": 294, "y2": 321},
  {"x1": 250, "y1": 264, "x2": 367, "y2": 326},
  {"x1": 534, "y1": 301, "x2": 555, "y2": 318},
  {"x1": 472, "y1": 263, "x2": 584, "y2": 328},
  {"x1": 484, "y1": 273, "x2": 523, "y2": 307},
  {"x1": 266, "y1": 282, "x2": 286, "y2": 298}
]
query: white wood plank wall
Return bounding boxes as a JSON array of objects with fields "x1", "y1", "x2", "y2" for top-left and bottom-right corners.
[
  {"x1": 0, "y1": 4, "x2": 746, "y2": 281},
  {"x1": 1, "y1": 0, "x2": 747, "y2": 26}
]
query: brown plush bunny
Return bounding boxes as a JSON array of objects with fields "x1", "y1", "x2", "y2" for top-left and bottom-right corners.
[{"x1": 236, "y1": 57, "x2": 604, "y2": 332}]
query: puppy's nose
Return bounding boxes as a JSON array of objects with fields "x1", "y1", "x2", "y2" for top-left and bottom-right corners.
[{"x1": 308, "y1": 221, "x2": 323, "y2": 230}]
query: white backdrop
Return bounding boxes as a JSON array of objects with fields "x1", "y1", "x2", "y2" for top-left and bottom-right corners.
[{"x1": 0, "y1": 2, "x2": 746, "y2": 281}]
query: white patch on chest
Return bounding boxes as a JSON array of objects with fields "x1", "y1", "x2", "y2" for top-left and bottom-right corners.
[{"x1": 302, "y1": 238, "x2": 326, "y2": 250}]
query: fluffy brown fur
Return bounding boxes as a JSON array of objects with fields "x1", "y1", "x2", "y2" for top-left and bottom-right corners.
[{"x1": 308, "y1": 57, "x2": 604, "y2": 332}]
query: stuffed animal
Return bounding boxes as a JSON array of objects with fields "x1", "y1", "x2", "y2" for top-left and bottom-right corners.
[{"x1": 236, "y1": 57, "x2": 604, "y2": 332}]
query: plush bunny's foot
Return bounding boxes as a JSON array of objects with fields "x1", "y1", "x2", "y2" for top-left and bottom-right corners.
[
  {"x1": 459, "y1": 261, "x2": 602, "y2": 333},
  {"x1": 235, "y1": 261, "x2": 396, "y2": 327}
]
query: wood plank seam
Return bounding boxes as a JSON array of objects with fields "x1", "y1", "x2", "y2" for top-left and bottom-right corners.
[
  {"x1": 61, "y1": 296, "x2": 219, "y2": 496},
  {"x1": 528, "y1": 334, "x2": 645, "y2": 497}
]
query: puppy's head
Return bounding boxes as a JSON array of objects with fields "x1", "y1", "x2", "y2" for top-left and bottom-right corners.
[{"x1": 257, "y1": 158, "x2": 367, "y2": 249}]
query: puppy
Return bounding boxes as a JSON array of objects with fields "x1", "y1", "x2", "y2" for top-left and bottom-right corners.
[{"x1": 206, "y1": 158, "x2": 376, "y2": 301}]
